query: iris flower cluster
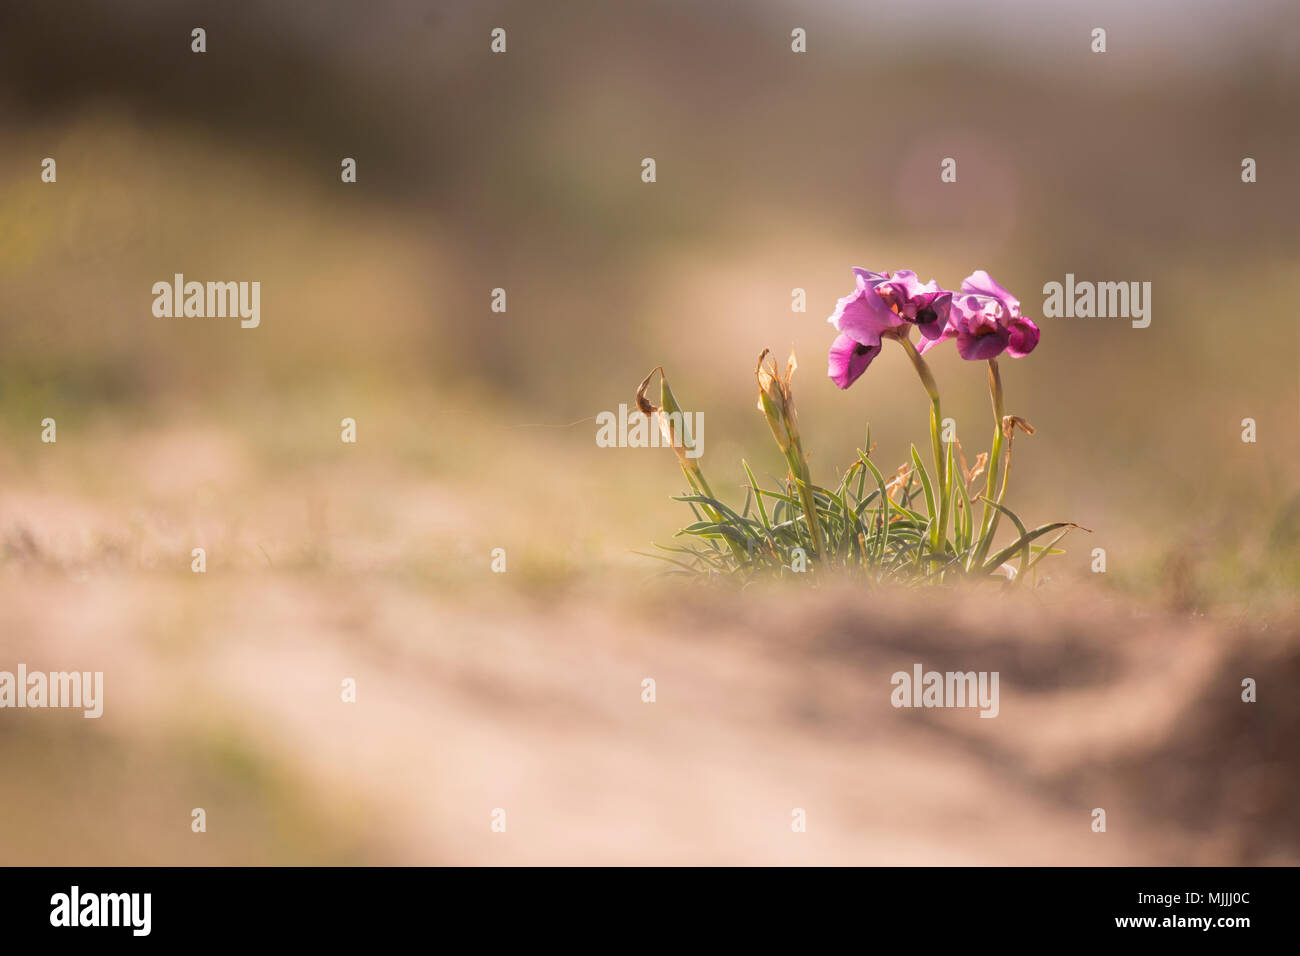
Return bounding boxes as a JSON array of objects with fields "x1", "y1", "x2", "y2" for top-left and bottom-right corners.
[
  {"x1": 639, "y1": 266, "x2": 1076, "y2": 584},
  {"x1": 828, "y1": 269, "x2": 1039, "y2": 389},
  {"x1": 828, "y1": 266, "x2": 1047, "y2": 571}
]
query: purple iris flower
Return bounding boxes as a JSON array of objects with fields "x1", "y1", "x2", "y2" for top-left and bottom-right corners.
[
  {"x1": 826, "y1": 269, "x2": 899, "y2": 389},
  {"x1": 826, "y1": 268, "x2": 954, "y2": 389},
  {"x1": 917, "y1": 270, "x2": 1040, "y2": 361},
  {"x1": 873, "y1": 270, "x2": 952, "y2": 341},
  {"x1": 827, "y1": 331, "x2": 881, "y2": 390}
]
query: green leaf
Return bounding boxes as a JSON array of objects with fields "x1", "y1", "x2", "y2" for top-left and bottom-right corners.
[
  {"x1": 632, "y1": 549, "x2": 707, "y2": 573},
  {"x1": 981, "y1": 517, "x2": 1082, "y2": 576},
  {"x1": 955, "y1": 466, "x2": 973, "y2": 554},
  {"x1": 742, "y1": 460, "x2": 771, "y2": 531},
  {"x1": 909, "y1": 444, "x2": 938, "y2": 550},
  {"x1": 1021, "y1": 529, "x2": 1074, "y2": 575},
  {"x1": 671, "y1": 494, "x2": 748, "y2": 527},
  {"x1": 856, "y1": 450, "x2": 892, "y2": 561}
]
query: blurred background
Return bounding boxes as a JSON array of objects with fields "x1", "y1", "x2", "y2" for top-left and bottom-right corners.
[{"x1": 0, "y1": 0, "x2": 1297, "y2": 864}]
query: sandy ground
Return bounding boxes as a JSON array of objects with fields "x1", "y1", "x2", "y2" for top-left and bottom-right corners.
[
  {"x1": 0, "y1": 424, "x2": 1295, "y2": 865},
  {"x1": 2, "y1": 545, "x2": 1294, "y2": 865}
]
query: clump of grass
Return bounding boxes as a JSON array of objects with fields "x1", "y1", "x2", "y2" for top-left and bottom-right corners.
[
  {"x1": 636, "y1": 266, "x2": 1086, "y2": 586},
  {"x1": 637, "y1": 358, "x2": 1081, "y2": 586}
]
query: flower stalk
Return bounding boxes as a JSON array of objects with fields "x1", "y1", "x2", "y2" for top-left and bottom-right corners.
[
  {"x1": 897, "y1": 334, "x2": 950, "y2": 554},
  {"x1": 638, "y1": 367, "x2": 710, "y2": 496},
  {"x1": 972, "y1": 358, "x2": 1006, "y2": 567},
  {"x1": 756, "y1": 349, "x2": 824, "y2": 558},
  {"x1": 638, "y1": 367, "x2": 748, "y2": 565}
]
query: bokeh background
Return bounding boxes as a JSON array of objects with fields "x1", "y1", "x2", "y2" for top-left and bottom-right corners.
[{"x1": 0, "y1": 0, "x2": 1297, "y2": 864}]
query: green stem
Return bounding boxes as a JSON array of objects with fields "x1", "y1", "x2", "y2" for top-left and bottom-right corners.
[
  {"x1": 973, "y1": 358, "x2": 1005, "y2": 567},
  {"x1": 897, "y1": 336, "x2": 949, "y2": 555},
  {"x1": 786, "y1": 445, "x2": 824, "y2": 559},
  {"x1": 684, "y1": 461, "x2": 715, "y2": 501}
]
